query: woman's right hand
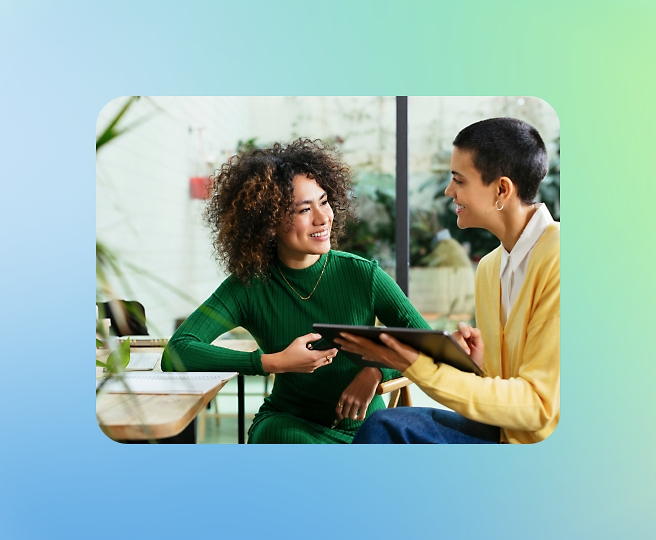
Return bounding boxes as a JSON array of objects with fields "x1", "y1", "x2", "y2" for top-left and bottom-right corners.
[
  {"x1": 452, "y1": 322, "x2": 485, "y2": 370},
  {"x1": 261, "y1": 333, "x2": 337, "y2": 374}
]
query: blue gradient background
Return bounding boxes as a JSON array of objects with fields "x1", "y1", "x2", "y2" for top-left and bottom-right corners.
[{"x1": 1, "y1": 1, "x2": 655, "y2": 538}]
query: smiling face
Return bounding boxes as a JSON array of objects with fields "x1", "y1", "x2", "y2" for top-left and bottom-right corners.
[
  {"x1": 444, "y1": 146, "x2": 499, "y2": 230},
  {"x1": 275, "y1": 174, "x2": 334, "y2": 268}
]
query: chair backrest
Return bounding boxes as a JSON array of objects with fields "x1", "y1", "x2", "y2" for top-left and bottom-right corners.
[{"x1": 97, "y1": 300, "x2": 149, "y2": 336}]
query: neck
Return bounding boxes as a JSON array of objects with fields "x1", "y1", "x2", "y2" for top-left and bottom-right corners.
[
  {"x1": 277, "y1": 252, "x2": 322, "y2": 270},
  {"x1": 493, "y1": 203, "x2": 538, "y2": 252}
]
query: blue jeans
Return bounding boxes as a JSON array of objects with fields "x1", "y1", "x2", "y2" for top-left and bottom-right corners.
[{"x1": 352, "y1": 407, "x2": 501, "y2": 444}]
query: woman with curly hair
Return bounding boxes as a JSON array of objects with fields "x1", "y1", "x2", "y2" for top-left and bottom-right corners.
[{"x1": 162, "y1": 139, "x2": 430, "y2": 443}]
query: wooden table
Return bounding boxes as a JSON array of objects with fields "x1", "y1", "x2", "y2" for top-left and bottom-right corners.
[
  {"x1": 96, "y1": 345, "x2": 242, "y2": 443},
  {"x1": 97, "y1": 385, "x2": 230, "y2": 442}
]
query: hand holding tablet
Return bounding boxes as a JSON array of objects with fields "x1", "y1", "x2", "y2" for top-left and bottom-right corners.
[
  {"x1": 336, "y1": 331, "x2": 421, "y2": 373},
  {"x1": 313, "y1": 323, "x2": 483, "y2": 376}
]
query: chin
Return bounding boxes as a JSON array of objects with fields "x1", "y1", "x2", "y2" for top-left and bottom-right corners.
[
  {"x1": 311, "y1": 238, "x2": 332, "y2": 252},
  {"x1": 456, "y1": 216, "x2": 480, "y2": 230}
]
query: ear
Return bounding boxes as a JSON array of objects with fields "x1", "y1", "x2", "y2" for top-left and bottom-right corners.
[
  {"x1": 497, "y1": 176, "x2": 515, "y2": 204},
  {"x1": 276, "y1": 220, "x2": 293, "y2": 234}
]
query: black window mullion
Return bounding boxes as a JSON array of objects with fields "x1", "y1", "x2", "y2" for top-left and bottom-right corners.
[{"x1": 395, "y1": 96, "x2": 409, "y2": 296}]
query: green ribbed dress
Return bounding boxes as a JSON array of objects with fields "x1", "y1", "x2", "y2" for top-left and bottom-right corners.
[{"x1": 162, "y1": 251, "x2": 430, "y2": 443}]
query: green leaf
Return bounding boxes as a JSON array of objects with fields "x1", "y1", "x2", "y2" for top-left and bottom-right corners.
[
  {"x1": 96, "y1": 338, "x2": 104, "y2": 348},
  {"x1": 96, "y1": 97, "x2": 139, "y2": 151},
  {"x1": 106, "y1": 338, "x2": 131, "y2": 373},
  {"x1": 96, "y1": 360, "x2": 107, "y2": 368},
  {"x1": 96, "y1": 97, "x2": 163, "y2": 153}
]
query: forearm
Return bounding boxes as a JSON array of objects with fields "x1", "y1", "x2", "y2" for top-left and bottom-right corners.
[
  {"x1": 162, "y1": 337, "x2": 266, "y2": 375},
  {"x1": 405, "y1": 354, "x2": 558, "y2": 432}
]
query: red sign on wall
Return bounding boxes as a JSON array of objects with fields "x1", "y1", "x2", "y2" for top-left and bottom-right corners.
[{"x1": 190, "y1": 176, "x2": 213, "y2": 199}]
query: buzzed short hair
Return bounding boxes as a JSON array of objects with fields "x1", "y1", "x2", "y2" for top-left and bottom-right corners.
[{"x1": 453, "y1": 117, "x2": 548, "y2": 204}]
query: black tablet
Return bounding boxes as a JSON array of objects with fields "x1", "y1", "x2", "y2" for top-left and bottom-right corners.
[{"x1": 312, "y1": 323, "x2": 483, "y2": 376}]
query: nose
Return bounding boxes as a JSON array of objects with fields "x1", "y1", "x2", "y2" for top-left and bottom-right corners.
[
  {"x1": 444, "y1": 179, "x2": 454, "y2": 198},
  {"x1": 314, "y1": 202, "x2": 333, "y2": 225}
]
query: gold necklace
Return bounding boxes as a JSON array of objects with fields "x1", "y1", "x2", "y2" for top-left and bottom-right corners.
[{"x1": 276, "y1": 253, "x2": 329, "y2": 301}]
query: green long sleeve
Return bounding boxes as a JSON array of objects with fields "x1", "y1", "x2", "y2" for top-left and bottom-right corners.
[{"x1": 162, "y1": 250, "x2": 429, "y2": 428}]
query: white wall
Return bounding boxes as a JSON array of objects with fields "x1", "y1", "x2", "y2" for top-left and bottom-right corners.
[
  {"x1": 96, "y1": 96, "x2": 250, "y2": 335},
  {"x1": 247, "y1": 96, "x2": 397, "y2": 175}
]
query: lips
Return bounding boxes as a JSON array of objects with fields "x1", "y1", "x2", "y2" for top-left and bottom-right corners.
[{"x1": 310, "y1": 229, "x2": 329, "y2": 238}]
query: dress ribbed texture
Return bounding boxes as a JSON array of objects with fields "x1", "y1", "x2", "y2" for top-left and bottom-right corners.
[{"x1": 162, "y1": 250, "x2": 430, "y2": 443}]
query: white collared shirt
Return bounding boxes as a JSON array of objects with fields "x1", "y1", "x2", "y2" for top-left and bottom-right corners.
[{"x1": 500, "y1": 203, "x2": 555, "y2": 325}]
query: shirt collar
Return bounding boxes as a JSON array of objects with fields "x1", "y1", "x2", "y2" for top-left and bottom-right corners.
[{"x1": 500, "y1": 203, "x2": 555, "y2": 275}]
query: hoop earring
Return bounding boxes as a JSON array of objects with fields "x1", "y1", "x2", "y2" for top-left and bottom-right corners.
[{"x1": 495, "y1": 200, "x2": 504, "y2": 211}]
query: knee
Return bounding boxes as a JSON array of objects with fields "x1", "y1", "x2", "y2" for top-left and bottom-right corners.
[
  {"x1": 367, "y1": 407, "x2": 409, "y2": 426},
  {"x1": 248, "y1": 414, "x2": 316, "y2": 444},
  {"x1": 360, "y1": 409, "x2": 395, "y2": 430},
  {"x1": 352, "y1": 409, "x2": 396, "y2": 444},
  {"x1": 248, "y1": 415, "x2": 282, "y2": 444},
  {"x1": 366, "y1": 409, "x2": 390, "y2": 423}
]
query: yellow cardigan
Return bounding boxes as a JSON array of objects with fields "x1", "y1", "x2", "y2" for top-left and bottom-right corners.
[{"x1": 404, "y1": 224, "x2": 560, "y2": 444}]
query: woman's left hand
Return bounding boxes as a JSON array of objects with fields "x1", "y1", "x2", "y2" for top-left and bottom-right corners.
[
  {"x1": 334, "y1": 367, "x2": 382, "y2": 423},
  {"x1": 335, "y1": 332, "x2": 420, "y2": 373}
]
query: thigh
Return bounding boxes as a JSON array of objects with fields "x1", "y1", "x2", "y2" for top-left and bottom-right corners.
[
  {"x1": 248, "y1": 411, "x2": 352, "y2": 444},
  {"x1": 352, "y1": 407, "x2": 500, "y2": 444}
]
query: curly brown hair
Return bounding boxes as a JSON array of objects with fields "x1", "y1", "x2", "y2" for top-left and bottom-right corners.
[{"x1": 204, "y1": 138, "x2": 355, "y2": 282}]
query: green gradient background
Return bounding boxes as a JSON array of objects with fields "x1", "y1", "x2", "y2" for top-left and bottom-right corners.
[{"x1": 1, "y1": 1, "x2": 655, "y2": 538}]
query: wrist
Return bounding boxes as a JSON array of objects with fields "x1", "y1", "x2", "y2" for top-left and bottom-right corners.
[
  {"x1": 261, "y1": 353, "x2": 280, "y2": 374},
  {"x1": 363, "y1": 366, "x2": 383, "y2": 383}
]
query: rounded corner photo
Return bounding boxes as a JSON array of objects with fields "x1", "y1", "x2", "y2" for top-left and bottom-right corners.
[{"x1": 96, "y1": 96, "x2": 560, "y2": 445}]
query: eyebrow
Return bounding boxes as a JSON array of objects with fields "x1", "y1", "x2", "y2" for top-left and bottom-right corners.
[
  {"x1": 451, "y1": 170, "x2": 464, "y2": 177},
  {"x1": 295, "y1": 192, "x2": 327, "y2": 206}
]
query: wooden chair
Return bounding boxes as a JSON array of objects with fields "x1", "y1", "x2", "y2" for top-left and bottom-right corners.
[{"x1": 377, "y1": 377, "x2": 412, "y2": 407}]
